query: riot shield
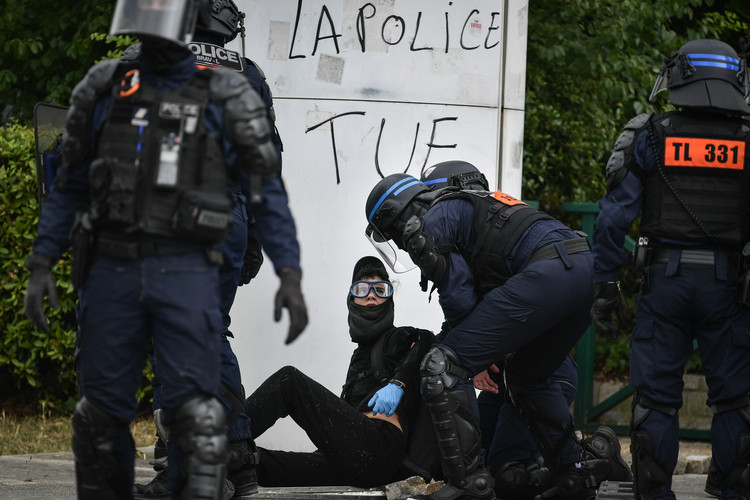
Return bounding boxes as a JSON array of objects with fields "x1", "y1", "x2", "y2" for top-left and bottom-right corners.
[{"x1": 32, "y1": 102, "x2": 68, "y2": 213}]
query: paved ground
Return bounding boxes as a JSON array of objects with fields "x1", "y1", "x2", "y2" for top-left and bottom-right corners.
[{"x1": 0, "y1": 441, "x2": 718, "y2": 499}]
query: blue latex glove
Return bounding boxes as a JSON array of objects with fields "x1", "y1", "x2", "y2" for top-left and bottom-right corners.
[{"x1": 368, "y1": 383, "x2": 404, "y2": 417}]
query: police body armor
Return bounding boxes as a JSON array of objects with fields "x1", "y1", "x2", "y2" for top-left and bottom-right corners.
[
  {"x1": 438, "y1": 191, "x2": 553, "y2": 296},
  {"x1": 639, "y1": 111, "x2": 750, "y2": 248},
  {"x1": 89, "y1": 65, "x2": 232, "y2": 243}
]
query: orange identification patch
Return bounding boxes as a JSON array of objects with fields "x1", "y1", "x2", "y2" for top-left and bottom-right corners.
[
  {"x1": 492, "y1": 192, "x2": 526, "y2": 206},
  {"x1": 664, "y1": 137, "x2": 745, "y2": 169}
]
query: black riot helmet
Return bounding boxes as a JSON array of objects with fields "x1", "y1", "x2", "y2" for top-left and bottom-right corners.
[
  {"x1": 196, "y1": 0, "x2": 242, "y2": 45},
  {"x1": 365, "y1": 174, "x2": 432, "y2": 273},
  {"x1": 421, "y1": 160, "x2": 490, "y2": 191},
  {"x1": 649, "y1": 39, "x2": 750, "y2": 114},
  {"x1": 110, "y1": 0, "x2": 201, "y2": 46}
]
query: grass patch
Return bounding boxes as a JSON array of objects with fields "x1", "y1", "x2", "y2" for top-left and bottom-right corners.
[{"x1": 0, "y1": 409, "x2": 157, "y2": 456}]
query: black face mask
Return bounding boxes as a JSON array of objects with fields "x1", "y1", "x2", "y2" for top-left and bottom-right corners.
[
  {"x1": 347, "y1": 297, "x2": 394, "y2": 343},
  {"x1": 140, "y1": 36, "x2": 192, "y2": 73}
]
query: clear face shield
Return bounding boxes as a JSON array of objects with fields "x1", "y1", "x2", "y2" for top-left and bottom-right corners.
[
  {"x1": 648, "y1": 66, "x2": 669, "y2": 103},
  {"x1": 110, "y1": 0, "x2": 198, "y2": 45},
  {"x1": 365, "y1": 224, "x2": 417, "y2": 274}
]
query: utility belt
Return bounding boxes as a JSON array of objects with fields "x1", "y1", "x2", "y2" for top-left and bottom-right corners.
[
  {"x1": 652, "y1": 248, "x2": 720, "y2": 266},
  {"x1": 97, "y1": 232, "x2": 223, "y2": 263},
  {"x1": 526, "y1": 236, "x2": 591, "y2": 267},
  {"x1": 632, "y1": 236, "x2": 749, "y2": 306}
]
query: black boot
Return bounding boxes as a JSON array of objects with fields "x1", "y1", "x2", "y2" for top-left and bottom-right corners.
[
  {"x1": 536, "y1": 426, "x2": 632, "y2": 500},
  {"x1": 582, "y1": 426, "x2": 632, "y2": 482},
  {"x1": 493, "y1": 458, "x2": 551, "y2": 499},
  {"x1": 704, "y1": 458, "x2": 721, "y2": 497},
  {"x1": 227, "y1": 439, "x2": 259, "y2": 498}
]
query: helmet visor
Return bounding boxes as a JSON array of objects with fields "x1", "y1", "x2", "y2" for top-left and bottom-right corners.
[
  {"x1": 350, "y1": 280, "x2": 394, "y2": 298},
  {"x1": 649, "y1": 68, "x2": 668, "y2": 103},
  {"x1": 365, "y1": 224, "x2": 417, "y2": 274},
  {"x1": 111, "y1": 0, "x2": 196, "y2": 44}
]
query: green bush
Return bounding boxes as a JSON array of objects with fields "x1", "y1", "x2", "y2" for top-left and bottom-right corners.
[
  {"x1": 0, "y1": 122, "x2": 78, "y2": 412},
  {"x1": 0, "y1": 122, "x2": 154, "y2": 414}
]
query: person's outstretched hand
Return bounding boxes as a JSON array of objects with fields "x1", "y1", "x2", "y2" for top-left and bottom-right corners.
[
  {"x1": 24, "y1": 253, "x2": 59, "y2": 333},
  {"x1": 368, "y1": 383, "x2": 404, "y2": 417},
  {"x1": 274, "y1": 268, "x2": 308, "y2": 344}
]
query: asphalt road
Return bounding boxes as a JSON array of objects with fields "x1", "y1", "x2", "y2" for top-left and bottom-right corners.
[{"x1": 0, "y1": 447, "x2": 718, "y2": 500}]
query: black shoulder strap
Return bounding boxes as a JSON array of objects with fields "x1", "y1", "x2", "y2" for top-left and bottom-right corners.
[
  {"x1": 340, "y1": 335, "x2": 388, "y2": 399},
  {"x1": 369, "y1": 334, "x2": 389, "y2": 384}
]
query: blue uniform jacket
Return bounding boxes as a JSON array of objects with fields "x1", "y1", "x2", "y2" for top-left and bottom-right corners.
[
  {"x1": 33, "y1": 53, "x2": 300, "y2": 273},
  {"x1": 423, "y1": 197, "x2": 578, "y2": 331},
  {"x1": 592, "y1": 126, "x2": 703, "y2": 283}
]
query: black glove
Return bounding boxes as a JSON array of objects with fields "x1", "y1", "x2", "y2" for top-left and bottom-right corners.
[
  {"x1": 239, "y1": 236, "x2": 264, "y2": 286},
  {"x1": 24, "y1": 253, "x2": 59, "y2": 333},
  {"x1": 590, "y1": 281, "x2": 625, "y2": 339},
  {"x1": 274, "y1": 268, "x2": 308, "y2": 345}
]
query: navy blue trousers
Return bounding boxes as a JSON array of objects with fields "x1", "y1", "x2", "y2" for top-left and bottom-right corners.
[
  {"x1": 216, "y1": 194, "x2": 254, "y2": 444},
  {"x1": 479, "y1": 354, "x2": 579, "y2": 472},
  {"x1": 631, "y1": 261, "x2": 750, "y2": 499},
  {"x1": 150, "y1": 194, "x2": 254, "y2": 445},
  {"x1": 77, "y1": 251, "x2": 222, "y2": 488},
  {"x1": 442, "y1": 252, "x2": 594, "y2": 466}
]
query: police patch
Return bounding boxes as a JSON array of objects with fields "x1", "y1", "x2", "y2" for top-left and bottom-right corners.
[{"x1": 188, "y1": 41, "x2": 244, "y2": 73}]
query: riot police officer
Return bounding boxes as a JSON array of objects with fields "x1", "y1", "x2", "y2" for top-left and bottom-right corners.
[
  {"x1": 132, "y1": 2, "x2": 308, "y2": 498},
  {"x1": 365, "y1": 173, "x2": 631, "y2": 499},
  {"x1": 23, "y1": 0, "x2": 283, "y2": 498},
  {"x1": 420, "y1": 161, "x2": 583, "y2": 499},
  {"x1": 591, "y1": 38, "x2": 750, "y2": 500}
]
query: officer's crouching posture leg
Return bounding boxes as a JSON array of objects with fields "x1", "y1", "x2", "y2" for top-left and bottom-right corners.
[
  {"x1": 171, "y1": 395, "x2": 229, "y2": 500},
  {"x1": 504, "y1": 358, "x2": 631, "y2": 499},
  {"x1": 421, "y1": 345, "x2": 496, "y2": 500},
  {"x1": 72, "y1": 396, "x2": 134, "y2": 499},
  {"x1": 630, "y1": 391, "x2": 677, "y2": 499}
]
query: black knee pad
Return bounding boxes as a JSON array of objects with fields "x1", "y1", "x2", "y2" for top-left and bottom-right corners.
[
  {"x1": 630, "y1": 391, "x2": 677, "y2": 499},
  {"x1": 716, "y1": 433, "x2": 750, "y2": 499},
  {"x1": 420, "y1": 344, "x2": 467, "y2": 400},
  {"x1": 420, "y1": 345, "x2": 482, "y2": 486},
  {"x1": 72, "y1": 397, "x2": 132, "y2": 500},
  {"x1": 172, "y1": 395, "x2": 228, "y2": 500},
  {"x1": 630, "y1": 430, "x2": 671, "y2": 500}
]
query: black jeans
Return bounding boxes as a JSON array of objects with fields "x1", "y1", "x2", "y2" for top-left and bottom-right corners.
[{"x1": 246, "y1": 366, "x2": 406, "y2": 487}]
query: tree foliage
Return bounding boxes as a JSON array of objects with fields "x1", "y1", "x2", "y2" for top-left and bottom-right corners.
[
  {"x1": 524, "y1": 0, "x2": 749, "y2": 375},
  {"x1": 0, "y1": 1, "x2": 119, "y2": 125},
  {"x1": 524, "y1": 0, "x2": 750, "y2": 208},
  {"x1": 0, "y1": 122, "x2": 79, "y2": 412}
]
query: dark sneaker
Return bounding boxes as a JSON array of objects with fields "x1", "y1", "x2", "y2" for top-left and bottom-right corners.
[
  {"x1": 133, "y1": 469, "x2": 170, "y2": 499},
  {"x1": 227, "y1": 441, "x2": 259, "y2": 497}
]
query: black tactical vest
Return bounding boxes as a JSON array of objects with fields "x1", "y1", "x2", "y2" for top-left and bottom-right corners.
[
  {"x1": 640, "y1": 111, "x2": 750, "y2": 248},
  {"x1": 88, "y1": 67, "x2": 232, "y2": 243},
  {"x1": 438, "y1": 191, "x2": 553, "y2": 296}
]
